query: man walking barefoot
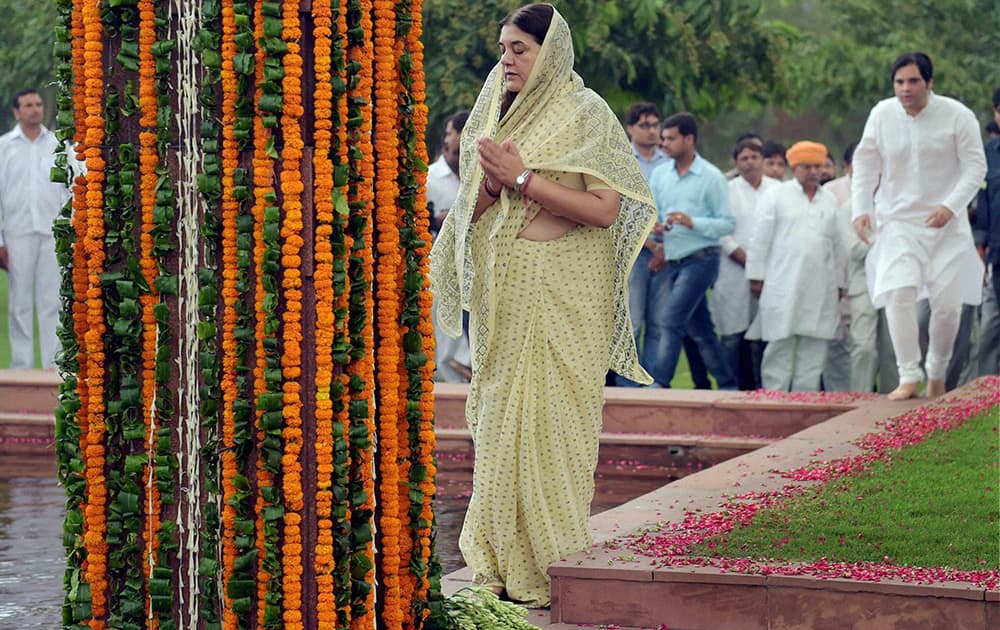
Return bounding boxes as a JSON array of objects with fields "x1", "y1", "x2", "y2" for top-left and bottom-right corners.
[{"x1": 851, "y1": 52, "x2": 986, "y2": 400}]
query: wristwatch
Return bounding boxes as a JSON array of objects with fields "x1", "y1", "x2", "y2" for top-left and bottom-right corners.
[{"x1": 513, "y1": 169, "x2": 532, "y2": 192}]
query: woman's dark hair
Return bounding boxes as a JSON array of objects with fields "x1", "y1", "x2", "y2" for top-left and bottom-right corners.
[
  {"x1": 498, "y1": 4, "x2": 555, "y2": 118},
  {"x1": 890, "y1": 51, "x2": 933, "y2": 83},
  {"x1": 500, "y1": 3, "x2": 554, "y2": 45}
]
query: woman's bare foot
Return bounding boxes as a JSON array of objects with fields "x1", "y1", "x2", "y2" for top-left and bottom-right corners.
[
  {"x1": 925, "y1": 378, "x2": 946, "y2": 398},
  {"x1": 887, "y1": 381, "x2": 921, "y2": 400}
]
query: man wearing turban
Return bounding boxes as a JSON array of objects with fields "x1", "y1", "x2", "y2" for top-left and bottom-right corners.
[
  {"x1": 746, "y1": 141, "x2": 846, "y2": 391},
  {"x1": 851, "y1": 52, "x2": 986, "y2": 400}
]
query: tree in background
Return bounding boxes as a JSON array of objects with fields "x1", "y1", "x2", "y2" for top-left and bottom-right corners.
[
  {"x1": 422, "y1": 0, "x2": 794, "y2": 154},
  {"x1": 0, "y1": 0, "x2": 57, "y2": 131},
  {"x1": 770, "y1": 0, "x2": 998, "y2": 154},
  {"x1": 786, "y1": 0, "x2": 997, "y2": 122}
]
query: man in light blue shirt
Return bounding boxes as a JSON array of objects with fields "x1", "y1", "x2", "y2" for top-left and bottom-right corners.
[
  {"x1": 647, "y1": 112, "x2": 737, "y2": 388},
  {"x1": 617, "y1": 102, "x2": 669, "y2": 386}
]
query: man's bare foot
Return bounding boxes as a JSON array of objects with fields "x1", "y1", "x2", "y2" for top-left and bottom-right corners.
[
  {"x1": 888, "y1": 381, "x2": 921, "y2": 400},
  {"x1": 925, "y1": 378, "x2": 946, "y2": 398}
]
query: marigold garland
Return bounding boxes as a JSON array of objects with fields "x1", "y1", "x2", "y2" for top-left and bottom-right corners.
[
  {"x1": 136, "y1": 3, "x2": 164, "y2": 625},
  {"x1": 371, "y1": 0, "x2": 405, "y2": 625},
  {"x1": 54, "y1": 0, "x2": 89, "y2": 624},
  {"x1": 81, "y1": 0, "x2": 108, "y2": 625},
  {"x1": 251, "y1": 1, "x2": 282, "y2": 626},
  {"x1": 330, "y1": 0, "x2": 356, "y2": 625},
  {"x1": 217, "y1": 2, "x2": 246, "y2": 627},
  {"x1": 398, "y1": 0, "x2": 437, "y2": 623},
  {"x1": 341, "y1": 0, "x2": 380, "y2": 627},
  {"x1": 60, "y1": 0, "x2": 444, "y2": 626},
  {"x1": 310, "y1": 0, "x2": 338, "y2": 626},
  {"x1": 279, "y1": 1, "x2": 306, "y2": 626}
]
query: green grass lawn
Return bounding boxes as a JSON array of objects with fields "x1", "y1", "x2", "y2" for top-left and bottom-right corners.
[
  {"x1": 693, "y1": 409, "x2": 1000, "y2": 570},
  {"x1": 0, "y1": 271, "x2": 44, "y2": 368}
]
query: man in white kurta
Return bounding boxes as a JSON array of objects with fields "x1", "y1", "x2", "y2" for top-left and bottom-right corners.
[
  {"x1": 851, "y1": 52, "x2": 986, "y2": 399},
  {"x1": 0, "y1": 90, "x2": 71, "y2": 369},
  {"x1": 708, "y1": 138, "x2": 778, "y2": 389},
  {"x1": 747, "y1": 141, "x2": 845, "y2": 392},
  {"x1": 429, "y1": 110, "x2": 472, "y2": 382}
]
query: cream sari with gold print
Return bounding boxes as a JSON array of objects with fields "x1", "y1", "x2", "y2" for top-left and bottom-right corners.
[{"x1": 429, "y1": 6, "x2": 655, "y2": 606}]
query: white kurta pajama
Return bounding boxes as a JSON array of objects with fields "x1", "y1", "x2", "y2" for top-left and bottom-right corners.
[
  {"x1": 708, "y1": 175, "x2": 780, "y2": 336},
  {"x1": 427, "y1": 156, "x2": 472, "y2": 382},
  {"x1": 851, "y1": 93, "x2": 986, "y2": 384},
  {"x1": 0, "y1": 125, "x2": 71, "y2": 369},
  {"x1": 818, "y1": 176, "x2": 853, "y2": 391},
  {"x1": 747, "y1": 180, "x2": 845, "y2": 391},
  {"x1": 835, "y1": 187, "x2": 883, "y2": 392}
]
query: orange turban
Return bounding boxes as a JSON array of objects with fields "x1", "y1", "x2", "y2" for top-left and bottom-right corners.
[{"x1": 786, "y1": 141, "x2": 828, "y2": 168}]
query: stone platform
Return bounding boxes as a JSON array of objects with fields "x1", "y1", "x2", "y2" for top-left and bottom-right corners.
[
  {"x1": 6, "y1": 370, "x2": 994, "y2": 627},
  {"x1": 443, "y1": 380, "x2": 999, "y2": 629},
  {"x1": 0, "y1": 369, "x2": 60, "y2": 475}
]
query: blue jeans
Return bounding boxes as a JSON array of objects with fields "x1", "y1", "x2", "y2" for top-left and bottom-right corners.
[
  {"x1": 648, "y1": 248, "x2": 737, "y2": 389},
  {"x1": 616, "y1": 247, "x2": 668, "y2": 386}
]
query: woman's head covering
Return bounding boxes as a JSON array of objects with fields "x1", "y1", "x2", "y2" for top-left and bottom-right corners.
[{"x1": 430, "y1": 5, "x2": 656, "y2": 382}]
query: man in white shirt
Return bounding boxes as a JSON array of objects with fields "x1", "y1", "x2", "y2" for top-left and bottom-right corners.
[
  {"x1": 852, "y1": 52, "x2": 986, "y2": 400},
  {"x1": 0, "y1": 89, "x2": 71, "y2": 369},
  {"x1": 427, "y1": 110, "x2": 467, "y2": 237},
  {"x1": 829, "y1": 143, "x2": 882, "y2": 392},
  {"x1": 428, "y1": 110, "x2": 472, "y2": 382},
  {"x1": 819, "y1": 145, "x2": 853, "y2": 392},
  {"x1": 747, "y1": 141, "x2": 845, "y2": 392},
  {"x1": 708, "y1": 137, "x2": 778, "y2": 389}
]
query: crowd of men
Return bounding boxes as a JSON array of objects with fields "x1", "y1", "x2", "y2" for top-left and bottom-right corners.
[
  {"x1": 1, "y1": 53, "x2": 997, "y2": 397},
  {"x1": 430, "y1": 52, "x2": 1000, "y2": 396}
]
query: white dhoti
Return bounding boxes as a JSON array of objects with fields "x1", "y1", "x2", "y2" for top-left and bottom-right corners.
[
  {"x1": 761, "y1": 335, "x2": 829, "y2": 392},
  {"x1": 866, "y1": 217, "x2": 983, "y2": 309},
  {"x1": 867, "y1": 217, "x2": 982, "y2": 383},
  {"x1": 5, "y1": 231, "x2": 61, "y2": 369},
  {"x1": 432, "y1": 299, "x2": 471, "y2": 383}
]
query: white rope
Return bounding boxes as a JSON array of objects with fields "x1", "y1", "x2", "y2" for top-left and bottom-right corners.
[{"x1": 171, "y1": 0, "x2": 204, "y2": 625}]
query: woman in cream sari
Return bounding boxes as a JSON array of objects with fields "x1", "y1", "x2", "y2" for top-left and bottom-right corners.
[{"x1": 430, "y1": 3, "x2": 656, "y2": 607}]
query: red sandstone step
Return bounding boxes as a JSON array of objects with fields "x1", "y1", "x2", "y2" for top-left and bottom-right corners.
[
  {"x1": 434, "y1": 382, "x2": 844, "y2": 437},
  {"x1": 546, "y1": 387, "x2": 1000, "y2": 629},
  {"x1": 0, "y1": 369, "x2": 61, "y2": 415},
  {"x1": 434, "y1": 427, "x2": 775, "y2": 473},
  {"x1": 0, "y1": 411, "x2": 56, "y2": 455}
]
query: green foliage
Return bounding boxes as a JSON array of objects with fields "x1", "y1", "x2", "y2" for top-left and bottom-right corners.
[
  {"x1": 694, "y1": 409, "x2": 1000, "y2": 570},
  {"x1": 0, "y1": 0, "x2": 59, "y2": 130},
  {"x1": 421, "y1": 0, "x2": 794, "y2": 148},
  {"x1": 782, "y1": 0, "x2": 1000, "y2": 125},
  {"x1": 424, "y1": 588, "x2": 540, "y2": 629}
]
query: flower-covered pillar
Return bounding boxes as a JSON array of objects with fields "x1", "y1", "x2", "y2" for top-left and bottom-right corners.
[{"x1": 52, "y1": 0, "x2": 437, "y2": 628}]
